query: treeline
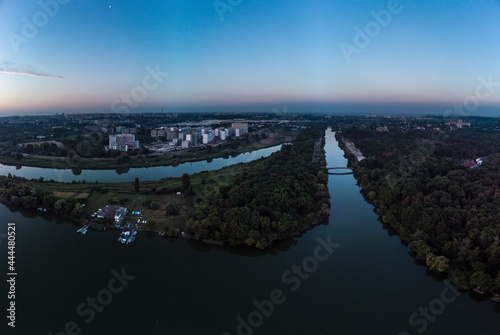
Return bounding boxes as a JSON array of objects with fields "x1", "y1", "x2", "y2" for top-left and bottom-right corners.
[
  {"x1": 434, "y1": 129, "x2": 500, "y2": 159},
  {"x1": 0, "y1": 176, "x2": 85, "y2": 220},
  {"x1": 186, "y1": 128, "x2": 330, "y2": 248},
  {"x1": 339, "y1": 129, "x2": 500, "y2": 294}
]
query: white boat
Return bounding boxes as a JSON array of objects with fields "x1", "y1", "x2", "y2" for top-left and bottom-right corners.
[
  {"x1": 77, "y1": 226, "x2": 88, "y2": 234},
  {"x1": 118, "y1": 231, "x2": 132, "y2": 244}
]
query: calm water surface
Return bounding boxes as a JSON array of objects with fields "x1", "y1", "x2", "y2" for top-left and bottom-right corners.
[
  {"x1": 0, "y1": 129, "x2": 499, "y2": 335},
  {"x1": 0, "y1": 145, "x2": 282, "y2": 183}
]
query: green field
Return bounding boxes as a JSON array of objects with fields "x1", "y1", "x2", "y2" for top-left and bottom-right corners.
[{"x1": 13, "y1": 159, "x2": 257, "y2": 234}]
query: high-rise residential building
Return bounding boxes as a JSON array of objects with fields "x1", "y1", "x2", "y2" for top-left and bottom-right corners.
[
  {"x1": 122, "y1": 127, "x2": 137, "y2": 134},
  {"x1": 231, "y1": 123, "x2": 248, "y2": 134},
  {"x1": 109, "y1": 134, "x2": 139, "y2": 151},
  {"x1": 203, "y1": 132, "x2": 215, "y2": 144}
]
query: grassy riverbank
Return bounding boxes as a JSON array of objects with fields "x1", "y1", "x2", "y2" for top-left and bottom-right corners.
[
  {"x1": 0, "y1": 128, "x2": 297, "y2": 170},
  {"x1": 0, "y1": 158, "x2": 262, "y2": 236}
]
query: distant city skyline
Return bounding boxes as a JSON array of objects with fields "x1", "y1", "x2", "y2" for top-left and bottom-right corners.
[{"x1": 1, "y1": 0, "x2": 500, "y2": 116}]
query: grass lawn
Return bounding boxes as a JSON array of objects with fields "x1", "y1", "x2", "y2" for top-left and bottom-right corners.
[
  {"x1": 9, "y1": 150, "x2": 266, "y2": 235},
  {"x1": 53, "y1": 191, "x2": 89, "y2": 200}
]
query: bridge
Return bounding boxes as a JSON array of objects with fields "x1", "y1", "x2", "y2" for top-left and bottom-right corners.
[{"x1": 326, "y1": 167, "x2": 353, "y2": 175}]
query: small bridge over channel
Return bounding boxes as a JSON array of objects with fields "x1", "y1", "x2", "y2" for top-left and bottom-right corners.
[{"x1": 327, "y1": 167, "x2": 353, "y2": 175}]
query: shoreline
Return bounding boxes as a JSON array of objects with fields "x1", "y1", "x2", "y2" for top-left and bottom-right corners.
[
  {"x1": 0, "y1": 136, "x2": 293, "y2": 171},
  {"x1": 335, "y1": 134, "x2": 500, "y2": 301}
]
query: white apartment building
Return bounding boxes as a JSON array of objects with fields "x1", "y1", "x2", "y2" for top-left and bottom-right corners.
[
  {"x1": 203, "y1": 132, "x2": 215, "y2": 144},
  {"x1": 109, "y1": 134, "x2": 139, "y2": 151}
]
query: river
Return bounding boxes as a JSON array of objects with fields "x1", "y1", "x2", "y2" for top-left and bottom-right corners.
[
  {"x1": 0, "y1": 129, "x2": 499, "y2": 335},
  {"x1": 0, "y1": 145, "x2": 282, "y2": 183}
]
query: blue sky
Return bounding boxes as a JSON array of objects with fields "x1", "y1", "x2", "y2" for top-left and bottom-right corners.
[{"x1": 1, "y1": 0, "x2": 500, "y2": 115}]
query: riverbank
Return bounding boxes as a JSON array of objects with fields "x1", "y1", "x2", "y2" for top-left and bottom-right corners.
[
  {"x1": 1, "y1": 129, "x2": 297, "y2": 170},
  {"x1": 339, "y1": 136, "x2": 365, "y2": 161}
]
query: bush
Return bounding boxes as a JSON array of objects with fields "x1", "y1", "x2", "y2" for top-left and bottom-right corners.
[
  {"x1": 165, "y1": 203, "x2": 179, "y2": 216},
  {"x1": 116, "y1": 153, "x2": 131, "y2": 164},
  {"x1": 43, "y1": 194, "x2": 55, "y2": 207},
  {"x1": 149, "y1": 200, "x2": 161, "y2": 210}
]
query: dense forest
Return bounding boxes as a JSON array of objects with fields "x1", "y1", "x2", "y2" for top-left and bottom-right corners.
[
  {"x1": 338, "y1": 129, "x2": 500, "y2": 294},
  {"x1": 186, "y1": 128, "x2": 330, "y2": 248}
]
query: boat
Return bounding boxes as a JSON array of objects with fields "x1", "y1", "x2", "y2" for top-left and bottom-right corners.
[
  {"x1": 473, "y1": 287, "x2": 486, "y2": 294},
  {"x1": 118, "y1": 231, "x2": 130, "y2": 244},
  {"x1": 77, "y1": 226, "x2": 88, "y2": 234},
  {"x1": 118, "y1": 230, "x2": 137, "y2": 244},
  {"x1": 126, "y1": 230, "x2": 137, "y2": 244}
]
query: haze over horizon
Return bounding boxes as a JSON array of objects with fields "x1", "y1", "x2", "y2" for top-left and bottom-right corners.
[{"x1": 1, "y1": 0, "x2": 500, "y2": 116}]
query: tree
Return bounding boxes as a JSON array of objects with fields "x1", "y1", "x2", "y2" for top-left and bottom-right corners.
[
  {"x1": 181, "y1": 173, "x2": 190, "y2": 192},
  {"x1": 43, "y1": 194, "x2": 55, "y2": 207},
  {"x1": 469, "y1": 271, "x2": 487, "y2": 288},
  {"x1": 54, "y1": 200, "x2": 68, "y2": 214},
  {"x1": 116, "y1": 153, "x2": 130, "y2": 164},
  {"x1": 149, "y1": 201, "x2": 160, "y2": 210},
  {"x1": 71, "y1": 203, "x2": 83, "y2": 218},
  {"x1": 425, "y1": 253, "x2": 450, "y2": 273},
  {"x1": 135, "y1": 177, "x2": 140, "y2": 193},
  {"x1": 166, "y1": 203, "x2": 179, "y2": 216},
  {"x1": 317, "y1": 170, "x2": 328, "y2": 184},
  {"x1": 21, "y1": 196, "x2": 37, "y2": 209}
]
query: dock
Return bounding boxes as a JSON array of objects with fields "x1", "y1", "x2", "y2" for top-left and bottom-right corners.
[
  {"x1": 118, "y1": 230, "x2": 137, "y2": 244},
  {"x1": 76, "y1": 225, "x2": 89, "y2": 234}
]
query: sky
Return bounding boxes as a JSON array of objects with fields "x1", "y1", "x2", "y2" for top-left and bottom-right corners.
[{"x1": 1, "y1": 0, "x2": 500, "y2": 115}]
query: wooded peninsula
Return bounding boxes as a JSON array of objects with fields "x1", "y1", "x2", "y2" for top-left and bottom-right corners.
[{"x1": 0, "y1": 127, "x2": 330, "y2": 249}]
